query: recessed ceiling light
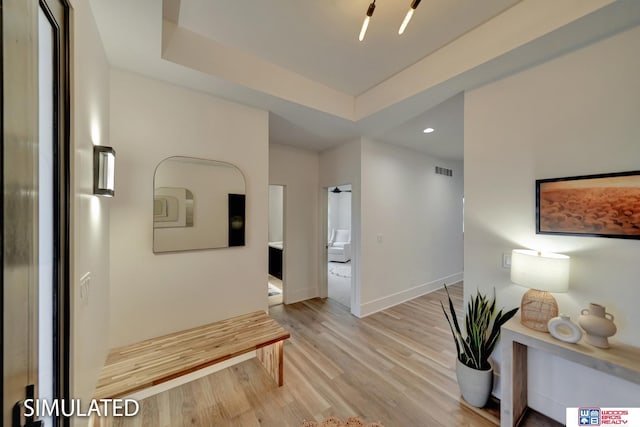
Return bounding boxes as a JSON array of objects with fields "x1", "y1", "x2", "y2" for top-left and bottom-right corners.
[{"x1": 423, "y1": 127, "x2": 435, "y2": 134}]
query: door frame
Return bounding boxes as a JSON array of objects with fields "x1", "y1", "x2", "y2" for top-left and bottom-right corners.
[
  {"x1": 1, "y1": 0, "x2": 5, "y2": 416},
  {"x1": 37, "y1": 2, "x2": 71, "y2": 423},
  {"x1": 44, "y1": 0, "x2": 72, "y2": 422},
  {"x1": 1, "y1": 0, "x2": 71, "y2": 425},
  {"x1": 268, "y1": 184, "x2": 287, "y2": 304},
  {"x1": 319, "y1": 188, "x2": 328, "y2": 299},
  {"x1": 322, "y1": 184, "x2": 356, "y2": 314}
]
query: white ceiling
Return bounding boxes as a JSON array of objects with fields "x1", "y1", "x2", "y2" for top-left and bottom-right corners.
[
  {"x1": 376, "y1": 92, "x2": 464, "y2": 160},
  {"x1": 176, "y1": 0, "x2": 521, "y2": 95},
  {"x1": 89, "y1": 0, "x2": 640, "y2": 160}
]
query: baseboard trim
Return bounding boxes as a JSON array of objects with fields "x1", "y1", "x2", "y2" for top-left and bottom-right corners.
[
  {"x1": 527, "y1": 389, "x2": 566, "y2": 424},
  {"x1": 285, "y1": 286, "x2": 318, "y2": 304},
  {"x1": 358, "y1": 272, "x2": 463, "y2": 317},
  {"x1": 125, "y1": 351, "x2": 256, "y2": 401}
]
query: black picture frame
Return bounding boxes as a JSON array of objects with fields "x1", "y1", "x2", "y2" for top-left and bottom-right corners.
[{"x1": 536, "y1": 170, "x2": 640, "y2": 239}]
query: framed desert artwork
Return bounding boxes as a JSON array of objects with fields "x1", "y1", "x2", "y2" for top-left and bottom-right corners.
[{"x1": 536, "y1": 170, "x2": 640, "y2": 239}]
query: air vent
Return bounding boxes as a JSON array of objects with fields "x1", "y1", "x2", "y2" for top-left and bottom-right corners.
[{"x1": 435, "y1": 166, "x2": 453, "y2": 177}]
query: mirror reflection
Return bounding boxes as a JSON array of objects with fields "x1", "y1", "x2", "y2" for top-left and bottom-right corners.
[
  {"x1": 153, "y1": 157, "x2": 246, "y2": 253},
  {"x1": 154, "y1": 187, "x2": 194, "y2": 228}
]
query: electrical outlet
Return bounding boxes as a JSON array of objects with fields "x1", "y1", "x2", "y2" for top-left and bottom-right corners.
[
  {"x1": 502, "y1": 253, "x2": 512, "y2": 269},
  {"x1": 377, "y1": 234, "x2": 383, "y2": 243},
  {"x1": 80, "y1": 272, "x2": 91, "y2": 302}
]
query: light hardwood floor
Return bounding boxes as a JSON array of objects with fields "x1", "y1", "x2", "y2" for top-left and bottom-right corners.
[{"x1": 94, "y1": 283, "x2": 559, "y2": 427}]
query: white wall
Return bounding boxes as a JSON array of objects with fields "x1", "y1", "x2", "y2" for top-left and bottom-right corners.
[
  {"x1": 109, "y1": 69, "x2": 269, "y2": 347},
  {"x1": 69, "y1": 0, "x2": 111, "y2": 424},
  {"x1": 338, "y1": 191, "x2": 351, "y2": 231},
  {"x1": 328, "y1": 188, "x2": 351, "y2": 237},
  {"x1": 319, "y1": 139, "x2": 464, "y2": 317},
  {"x1": 269, "y1": 144, "x2": 320, "y2": 303},
  {"x1": 320, "y1": 140, "x2": 362, "y2": 311},
  {"x1": 465, "y1": 25, "x2": 640, "y2": 422},
  {"x1": 268, "y1": 185, "x2": 284, "y2": 243},
  {"x1": 359, "y1": 139, "x2": 464, "y2": 316}
]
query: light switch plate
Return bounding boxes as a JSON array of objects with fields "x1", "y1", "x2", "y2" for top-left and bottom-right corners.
[{"x1": 502, "y1": 253, "x2": 512, "y2": 269}]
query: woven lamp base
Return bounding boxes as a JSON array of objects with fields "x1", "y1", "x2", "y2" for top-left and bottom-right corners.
[{"x1": 520, "y1": 289, "x2": 558, "y2": 332}]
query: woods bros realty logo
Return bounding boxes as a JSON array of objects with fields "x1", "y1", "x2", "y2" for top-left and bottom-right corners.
[{"x1": 566, "y1": 408, "x2": 640, "y2": 426}]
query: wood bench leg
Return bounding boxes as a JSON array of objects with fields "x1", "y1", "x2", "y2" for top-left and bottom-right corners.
[{"x1": 256, "y1": 340, "x2": 284, "y2": 386}]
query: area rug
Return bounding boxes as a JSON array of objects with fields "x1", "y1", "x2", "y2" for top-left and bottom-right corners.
[
  {"x1": 301, "y1": 416, "x2": 383, "y2": 427},
  {"x1": 268, "y1": 283, "x2": 282, "y2": 296},
  {"x1": 328, "y1": 263, "x2": 351, "y2": 278}
]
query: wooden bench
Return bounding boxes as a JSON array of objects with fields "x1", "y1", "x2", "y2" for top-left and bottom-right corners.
[{"x1": 94, "y1": 311, "x2": 290, "y2": 399}]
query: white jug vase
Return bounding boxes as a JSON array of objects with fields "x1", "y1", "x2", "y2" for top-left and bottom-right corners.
[{"x1": 578, "y1": 303, "x2": 617, "y2": 348}]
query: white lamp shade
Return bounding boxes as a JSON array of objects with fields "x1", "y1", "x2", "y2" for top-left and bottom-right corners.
[{"x1": 510, "y1": 249, "x2": 570, "y2": 293}]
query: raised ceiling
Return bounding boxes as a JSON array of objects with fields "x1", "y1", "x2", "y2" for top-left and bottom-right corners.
[
  {"x1": 89, "y1": 0, "x2": 640, "y2": 159},
  {"x1": 176, "y1": 0, "x2": 521, "y2": 95}
]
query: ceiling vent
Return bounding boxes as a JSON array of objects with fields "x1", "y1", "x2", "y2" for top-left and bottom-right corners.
[{"x1": 435, "y1": 166, "x2": 453, "y2": 177}]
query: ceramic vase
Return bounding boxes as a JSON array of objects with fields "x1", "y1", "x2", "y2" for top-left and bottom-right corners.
[
  {"x1": 578, "y1": 303, "x2": 617, "y2": 348},
  {"x1": 455, "y1": 359, "x2": 493, "y2": 408},
  {"x1": 547, "y1": 314, "x2": 582, "y2": 344}
]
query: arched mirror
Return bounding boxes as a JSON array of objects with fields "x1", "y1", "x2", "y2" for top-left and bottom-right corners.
[{"x1": 153, "y1": 157, "x2": 246, "y2": 253}]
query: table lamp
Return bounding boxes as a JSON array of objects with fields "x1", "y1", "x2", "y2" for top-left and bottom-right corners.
[{"x1": 510, "y1": 249, "x2": 570, "y2": 332}]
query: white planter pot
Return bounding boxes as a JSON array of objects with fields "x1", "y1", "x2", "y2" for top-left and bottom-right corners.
[{"x1": 455, "y1": 359, "x2": 493, "y2": 408}]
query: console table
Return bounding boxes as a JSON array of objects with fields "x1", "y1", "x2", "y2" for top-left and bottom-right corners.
[{"x1": 500, "y1": 315, "x2": 640, "y2": 426}]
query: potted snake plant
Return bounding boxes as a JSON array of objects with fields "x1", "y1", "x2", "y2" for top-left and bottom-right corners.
[{"x1": 441, "y1": 284, "x2": 518, "y2": 407}]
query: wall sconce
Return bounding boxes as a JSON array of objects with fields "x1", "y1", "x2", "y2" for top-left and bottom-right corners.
[{"x1": 93, "y1": 145, "x2": 115, "y2": 197}]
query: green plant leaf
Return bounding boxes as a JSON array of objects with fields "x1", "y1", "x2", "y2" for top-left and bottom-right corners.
[
  {"x1": 484, "y1": 306, "x2": 519, "y2": 357},
  {"x1": 441, "y1": 301, "x2": 461, "y2": 359},
  {"x1": 444, "y1": 284, "x2": 463, "y2": 339},
  {"x1": 441, "y1": 285, "x2": 519, "y2": 371}
]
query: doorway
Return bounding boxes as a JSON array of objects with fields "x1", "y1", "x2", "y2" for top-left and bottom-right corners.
[
  {"x1": 326, "y1": 184, "x2": 352, "y2": 308},
  {"x1": 268, "y1": 185, "x2": 284, "y2": 306},
  {"x1": 2, "y1": 1, "x2": 70, "y2": 426}
]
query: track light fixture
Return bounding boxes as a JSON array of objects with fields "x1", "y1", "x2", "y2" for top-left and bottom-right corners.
[
  {"x1": 399, "y1": 0, "x2": 421, "y2": 35},
  {"x1": 359, "y1": 0, "x2": 376, "y2": 41},
  {"x1": 358, "y1": 0, "x2": 422, "y2": 41}
]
